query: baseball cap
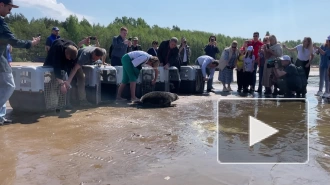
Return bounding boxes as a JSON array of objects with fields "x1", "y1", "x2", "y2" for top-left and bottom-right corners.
[
  {"x1": 0, "y1": 0, "x2": 19, "y2": 8},
  {"x1": 52, "y1": 27, "x2": 59, "y2": 31},
  {"x1": 279, "y1": 55, "x2": 291, "y2": 61},
  {"x1": 327, "y1": 35, "x2": 330, "y2": 41},
  {"x1": 247, "y1": 46, "x2": 253, "y2": 51},
  {"x1": 133, "y1": 37, "x2": 138, "y2": 41}
]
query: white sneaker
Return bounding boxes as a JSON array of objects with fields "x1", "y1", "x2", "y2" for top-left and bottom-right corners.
[
  {"x1": 322, "y1": 93, "x2": 330, "y2": 98},
  {"x1": 315, "y1": 91, "x2": 323, "y2": 96}
]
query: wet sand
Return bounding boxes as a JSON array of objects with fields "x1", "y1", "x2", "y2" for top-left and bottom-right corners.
[{"x1": 1, "y1": 62, "x2": 329, "y2": 185}]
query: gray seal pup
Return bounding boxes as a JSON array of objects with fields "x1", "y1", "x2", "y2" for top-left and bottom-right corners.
[{"x1": 136, "y1": 91, "x2": 179, "y2": 107}]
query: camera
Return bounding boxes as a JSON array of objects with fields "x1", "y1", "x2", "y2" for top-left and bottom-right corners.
[
  {"x1": 89, "y1": 36, "x2": 96, "y2": 40},
  {"x1": 267, "y1": 58, "x2": 282, "y2": 68},
  {"x1": 128, "y1": 37, "x2": 132, "y2": 41}
]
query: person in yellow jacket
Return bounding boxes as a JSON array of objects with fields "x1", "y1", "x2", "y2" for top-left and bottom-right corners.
[{"x1": 236, "y1": 47, "x2": 245, "y2": 93}]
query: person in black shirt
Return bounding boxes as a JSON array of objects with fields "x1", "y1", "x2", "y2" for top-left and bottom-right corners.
[
  {"x1": 275, "y1": 55, "x2": 302, "y2": 98},
  {"x1": 147, "y1": 41, "x2": 158, "y2": 56},
  {"x1": 157, "y1": 37, "x2": 180, "y2": 70},
  {"x1": 43, "y1": 39, "x2": 78, "y2": 94},
  {"x1": 130, "y1": 37, "x2": 142, "y2": 51},
  {"x1": 204, "y1": 35, "x2": 220, "y2": 58}
]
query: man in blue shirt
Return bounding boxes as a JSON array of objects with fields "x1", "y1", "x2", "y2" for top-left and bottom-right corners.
[
  {"x1": 0, "y1": 0, "x2": 40, "y2": 125},
  {"x1": 45, "y1": 27, "x2": 60, "y2": 52}
]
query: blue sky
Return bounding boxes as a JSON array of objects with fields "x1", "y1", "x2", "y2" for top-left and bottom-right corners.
[{"x1": 14, "y1": 0, "x2": 330, "y2": 43}]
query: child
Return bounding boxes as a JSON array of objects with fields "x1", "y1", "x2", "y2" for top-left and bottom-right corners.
[
  {"x1": 236, "y1": 47, "x2": 245, "y2": 93},
  {"x1": 243, "y1": 46, "x2": 255, "y2": 93},
  {"x1": 116, "y1": 51, "x2": 159, "y2": 101}
]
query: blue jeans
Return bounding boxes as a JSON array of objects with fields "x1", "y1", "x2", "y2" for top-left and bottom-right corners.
[
  {"x1": 0, "y1": 72, "x2": 15, "y2": 120},
  {"x1": 319, "y1": 67, "x2": 329, "y2": 93}
]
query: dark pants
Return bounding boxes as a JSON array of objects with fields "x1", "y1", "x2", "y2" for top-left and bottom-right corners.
[
  {"x1": 258, "y1": 65, "x2": 264, "y2": 91},
  {"x1": 237, "y1": 69, "x2": 244, "y2": 90},
  {"x1": 243, "y1": 72, "x2": 253, "y2": 90},
  {"x1": 181, "y1": 62, "x2": 188, "y2": 66},
  {"x1": 111, "y1": 56, "x2": 122, "y2": 66},
  {"x1": 277, "y1": 78, "x2": 298, "y2": 97},
  {"x1": 252, "y1": 63, "x2": 258, "y2": 89},
  {"x1": 295, "y1": 59, "x2": 310, "y2": 95}
]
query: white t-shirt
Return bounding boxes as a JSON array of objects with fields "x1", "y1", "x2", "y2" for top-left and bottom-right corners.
[
  {"x1": 196, "y1": 55, "x2": 215, "y2": 78},
  {"x1": 128, "y1": 51, "x2": 152, "y2": 67},
  {"x1": 244, "y1": 55, "x2": 255, "y2": 72},
  {"x1": 295, "y1": 44, "x2": 312, "y2": 61}
]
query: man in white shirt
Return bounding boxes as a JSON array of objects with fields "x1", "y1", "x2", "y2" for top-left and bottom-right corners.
[{"x1": 195, "y1": 55, "x2": 219, "y2": 92}]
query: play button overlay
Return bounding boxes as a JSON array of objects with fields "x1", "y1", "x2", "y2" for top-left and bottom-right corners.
[
  {"x1": 249, "y1": 116, "x2": 279, "y2": 147},
  {"x1": 217, "y1": 98, "x2": 308, "y2": 164}
]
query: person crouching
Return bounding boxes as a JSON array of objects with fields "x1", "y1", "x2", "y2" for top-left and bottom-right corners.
[
  {"x1": 195, "y1": 55, "x2": 219, "y2": 92},
  {"x1": 116, "y1": 51, "x2": 159, "y2": 101},
  {"x1": 243, "y1": 46, "x2": 256, "y2": 93}
]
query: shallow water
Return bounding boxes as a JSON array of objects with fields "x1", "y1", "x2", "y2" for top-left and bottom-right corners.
[{"x1": 1, "y1": 76, "x2": 330, "y2": 185}]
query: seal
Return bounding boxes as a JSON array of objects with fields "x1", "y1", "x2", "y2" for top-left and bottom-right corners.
[{"x1": 136, "y1": 91, "x2": 179, "y2": 107}]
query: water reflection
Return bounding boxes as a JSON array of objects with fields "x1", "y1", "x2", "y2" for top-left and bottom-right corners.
[{"x1": 218, "y1": 99, "x2": 308, "y2": 163}]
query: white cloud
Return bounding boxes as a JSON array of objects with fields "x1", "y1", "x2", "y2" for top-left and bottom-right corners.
[{"x1": 16, "y1": 0, "x2": 94, "y2": 23}]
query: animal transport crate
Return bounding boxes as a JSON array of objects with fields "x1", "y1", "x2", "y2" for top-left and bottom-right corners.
[
  {"x1": 179, "y1": 65, "x2": 204, "y2": 94},
  {"x1": 154, "y1": 66, "x2": 170, "y2": 92},
  {"x1": 114, "y1": 66, "x2": 155, "y2": 100},
  {"x1": 9, "y1": 66, "x2": 67, "y2": 112},
  {"x1": 82, "y1": 65, "x2": 117, "y2": 105},
  {"x1": 169, "y1": 67, "x2": 181, "y2": 93}
]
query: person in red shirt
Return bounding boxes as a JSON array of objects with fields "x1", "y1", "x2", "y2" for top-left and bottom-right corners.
[{"x1": 246, "y1": 32, "x2": 263, "y2": 92}]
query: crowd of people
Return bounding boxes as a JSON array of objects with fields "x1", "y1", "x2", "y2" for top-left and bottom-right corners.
[{"x1": 1, "y1": 1, "x2": 330, "y2": 125}]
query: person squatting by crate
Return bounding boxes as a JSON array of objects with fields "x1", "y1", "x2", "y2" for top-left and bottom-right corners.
[
  {"x1": 64, "y1": 47, "x2": 105, "y2": 106},
  {"x1": 195, "y1": 55, "x2": 219, "y2": 92},
  {"x1": 274, "y1": 55, "x2": 305, "y2": 98},
  {"x1": 242, "y1": 46, "x2": 256, "y2": 93},
  {"x1": 116, "y1": 51, "x2": 160, "y2": 102},
  {"x1": 0, "y1": 0, "x2": 41, "y2": 125}
]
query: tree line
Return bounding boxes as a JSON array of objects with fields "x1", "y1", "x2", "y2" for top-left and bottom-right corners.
[{"x1": 5, "y1": 14, "x2": 322, "y2": 65}]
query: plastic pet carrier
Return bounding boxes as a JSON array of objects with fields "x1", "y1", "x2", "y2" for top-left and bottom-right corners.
[
  {"x1": 179, "y1": 65, "x2": 204, "y2": 94},
  {"x1": 114, "y1": 66, "x2": 155, "y2": 100},
  {"x1": 168, "y1": 66, "x2": 181, "y2": 93},
  {"x1": 154, "y1": 66, "x2": 170, "y2": 92},
  {"x1": 82, "y1": 65, "x2": 117, "y2": 104},
  {"x1": 9, "y1": 66, "x2": 67, "y2": 112}
]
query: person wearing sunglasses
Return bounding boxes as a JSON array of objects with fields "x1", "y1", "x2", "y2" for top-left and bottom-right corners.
[{"x1": 218, "y1": 41, "x2": 239, "y2": 92}]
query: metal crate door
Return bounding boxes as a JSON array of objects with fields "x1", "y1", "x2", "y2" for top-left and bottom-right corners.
[
  {"x1": 141, "y1": 68, "x2": 154, "y2": 95},
  {"x1": 44, "y1": 70, "x2": 67, "y2": 110}
]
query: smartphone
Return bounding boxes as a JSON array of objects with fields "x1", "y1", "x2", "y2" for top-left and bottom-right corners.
[
  {"x1": 37, "y1": 34, "x2": 41, "y2": 37},
  {"x1": 89, "y1": 36, "x2": 96, "y2": 40},
  {"x1": 128, "y1": 37, "x2": 132, "y2": 41}
]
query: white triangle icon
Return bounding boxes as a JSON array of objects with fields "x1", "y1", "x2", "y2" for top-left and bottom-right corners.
[{"x1": 249, "y1": 116, "x2": 279, "y2": 147}]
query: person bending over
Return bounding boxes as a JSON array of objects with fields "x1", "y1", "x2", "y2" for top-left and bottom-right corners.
[
  {"x1": 195, "y1": 55, "x2": 219, "y2": 92},
  {"x1": 116, "y1": 51, "x2": 159, "y2": 102},
  {"x1": 64, "y1": 47, "x2": 104, "y2": 106}
]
